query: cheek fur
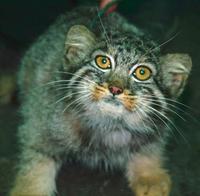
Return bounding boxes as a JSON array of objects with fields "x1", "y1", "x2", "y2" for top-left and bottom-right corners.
[
  {"x1": 118, "y1": 89, "x2": 137, "y2": 111},
  {"x1": 122, "y1": 98, "x2": 136, "y2": 111},
  {"x1": 91, "y1": 83, "x2": 109, "y2": 101}
]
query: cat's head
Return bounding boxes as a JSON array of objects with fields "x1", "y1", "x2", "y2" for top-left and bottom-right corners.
[{"x1": 63, "y1": 24, "x2": 192, "y2": 132}]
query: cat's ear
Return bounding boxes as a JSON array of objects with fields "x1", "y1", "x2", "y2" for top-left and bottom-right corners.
[
  {"x1": 65, "y1": 25, "x2": 96, "y2": 64},
  {"x1": 160, "y1": 53, "x2": 192, "y2": 98}
]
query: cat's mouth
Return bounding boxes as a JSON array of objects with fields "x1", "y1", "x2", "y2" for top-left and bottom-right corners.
[
  {"x1": 104, "y1": 96, "x2": 122, "y2": 106},
  {"x1": 96, "y1": 98, "x2": 124, "y2": 116},
  {"x1": 91, "y1": 84, "x2": 137, "y2": 112}
]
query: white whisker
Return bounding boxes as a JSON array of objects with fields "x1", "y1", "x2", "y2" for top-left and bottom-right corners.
[
  {"x1": 141, "y1": 98, "x2": 186, "y2": 122},
  {"x1": 55, "y1": 90, "x2": 89, "y2": 105},
  {"x1": 95, "y1": 7, "x2": 111, "y2": 47},
  {"x1": 143, "y1": 95, "x2": 193, "y2": 110},
  {"x1": 142, "y1": 95, "x2": 199, "y2": 124},
  {"x1": 143, "y1": 103, "x2": 188, "y2": 144},
  {"x1": 136, "y1": 105, "x2": 160, "y2": 135},
  {"x1": 138, "y1": 32, "x2": 180, "y2": 62},
  {"x1": 56, "y1": 70, "x2": 96, "y2": 83},
  {"x1": 62, "y1": 94, "x2": 91, "y2": 113}
]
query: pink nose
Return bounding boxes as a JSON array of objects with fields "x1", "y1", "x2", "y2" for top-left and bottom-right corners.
[{"x1": 109, "y1": 86, "x2": 123, "y2": 95}]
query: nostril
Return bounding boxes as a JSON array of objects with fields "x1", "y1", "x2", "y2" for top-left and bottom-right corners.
[{"x1": 109, "y1": 86, "x2": 123, "y2": 95}]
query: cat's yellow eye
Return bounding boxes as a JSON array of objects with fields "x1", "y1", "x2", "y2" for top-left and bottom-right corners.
[
  {"x1": 95, "y1": 55, "x2": 112, "y2": 70},
  {"x1": 133, "y1": 66, "x2": 152, "y2": 81}
]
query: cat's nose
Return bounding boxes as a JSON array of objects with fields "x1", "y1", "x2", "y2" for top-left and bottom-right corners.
[{"x1": 109, "y1": 86, "x2": 123, "y2": 95}]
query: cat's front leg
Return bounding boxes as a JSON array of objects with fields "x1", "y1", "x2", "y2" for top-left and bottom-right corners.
[
  {"x1": 126, "y1": 150, "x2": 171, "y2": 196},
  {"x1": 10, "y1": 149, "x2": 60, "y2": 196}
]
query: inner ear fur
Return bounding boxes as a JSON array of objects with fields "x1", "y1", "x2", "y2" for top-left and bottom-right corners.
[
  {"x1": 65, "y1": 25, "x2": 96, "y2": 65},
  {"x1": 160, "y1": 53, "x2": 192, "y2": 98}
]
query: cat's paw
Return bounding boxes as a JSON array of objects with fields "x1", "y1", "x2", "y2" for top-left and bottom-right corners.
[{"x1": 131, "y1": 172, "x2": 171, "y2": 196}]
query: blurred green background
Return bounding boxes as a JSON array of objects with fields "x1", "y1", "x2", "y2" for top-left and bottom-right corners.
[
  {"x1": 0, "y1": 0, "x2": 196, "y2": 44},
  {"x1": 0, "y1": 0, "x2": 200, "y2": 195}
]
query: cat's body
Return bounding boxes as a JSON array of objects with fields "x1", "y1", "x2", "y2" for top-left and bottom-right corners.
[{"x1": 10, "y1": 7, "x2": 192, "y2": 196}]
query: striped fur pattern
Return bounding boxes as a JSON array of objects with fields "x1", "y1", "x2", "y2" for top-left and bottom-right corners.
[{"x1": 10, "y1": 7, "x2": 192, "y2": 196}]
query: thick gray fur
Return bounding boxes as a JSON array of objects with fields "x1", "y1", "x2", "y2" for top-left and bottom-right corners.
[{"x1": 11, "y1": 7, "x2": 192, "y2": 196}]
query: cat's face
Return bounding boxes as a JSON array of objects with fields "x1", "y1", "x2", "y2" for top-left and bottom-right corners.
[
  {"x1": 71, "y1": 41, "x2": 162, "y2": 131},
  {"x1": 63, "y1": 25, "x2": 192, "y2": 133}
]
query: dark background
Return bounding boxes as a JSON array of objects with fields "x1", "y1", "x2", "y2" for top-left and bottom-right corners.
[{"x1": 0, "y1": 0, "x2": 200, "y2": 195}]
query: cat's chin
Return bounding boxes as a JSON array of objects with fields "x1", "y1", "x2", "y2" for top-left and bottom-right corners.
[
  {"x1": 95, "y1": 100, "x2": 124, "y2": 117},
  {"x1": 84, "y1": 99, "x2": 145, "y2": 127},
  {"x1": 86, "y1": 99, "x2": 139, "y2": 119}
]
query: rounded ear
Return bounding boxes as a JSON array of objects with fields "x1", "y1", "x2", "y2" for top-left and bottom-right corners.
[
  {"x1": 65, "y1": 25, "x2": 96, "y2": 65},
  {"x1": 160, "y1": 53, "x2": 192, "y2": 98}
]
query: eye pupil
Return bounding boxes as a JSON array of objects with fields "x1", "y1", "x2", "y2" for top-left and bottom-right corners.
[
  {"x1": 140, "y1": 69, "x2": 145, "y2": 75},
  {"x1": 102, "y1": 58, "x2": 107, "y2": 64}
]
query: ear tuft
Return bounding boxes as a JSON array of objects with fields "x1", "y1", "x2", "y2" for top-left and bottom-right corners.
[
  {"x1": 65, "y1": 25, "x2": 96, "y2": 65},
  {"x1": 160, "y1": 53, "x2": 192, "y2": 98}
]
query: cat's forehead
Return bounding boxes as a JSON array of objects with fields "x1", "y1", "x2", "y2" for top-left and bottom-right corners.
[{"x1": 98, "y1": 32, "x2": 159, "y2": 66}]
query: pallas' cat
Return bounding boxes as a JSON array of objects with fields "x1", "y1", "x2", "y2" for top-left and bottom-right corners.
[{"x1": 10, "y1": 6, "x2": 192, "y2": 196}]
